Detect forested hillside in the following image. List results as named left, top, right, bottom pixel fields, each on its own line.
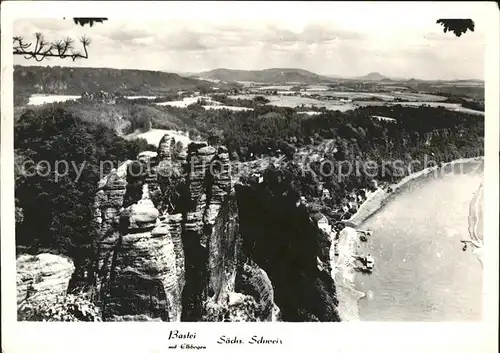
left=16, top=100, right=193, bottom=135
left=14, top=101, right=483, bottom=321
left=14, top=65, right=214, bottom=99
left=14, top=108, right=157, bottom=272
left=15, top=102, right=484, bottom=258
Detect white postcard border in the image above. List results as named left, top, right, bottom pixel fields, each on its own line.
left=1, top=2, right=498, bottom=353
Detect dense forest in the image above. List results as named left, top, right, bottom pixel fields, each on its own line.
left=14, top=107, right=157, bottom=273
left=14, top=102, right=484, bottom=296
left=159, top=103, right=484, bottom=161
left=13, top=65, right=239, bottom=106
left=441, top=93, right=485, bottom=111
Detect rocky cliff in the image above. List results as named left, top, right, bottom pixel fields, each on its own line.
left=17, top=253, right=74, bottom=306
left=87, top=132, right=340, bottom=321
left=235, top=182, right=339, bottom=321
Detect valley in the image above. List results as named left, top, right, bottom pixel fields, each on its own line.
left=21, top=69, right=484, bottom=117
left=13, top=65, right=485, bottom=323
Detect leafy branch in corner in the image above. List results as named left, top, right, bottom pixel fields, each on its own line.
left=436, top=19, right=475, bottom=37
left=72, top=18, right=108, bottom=27
left=13, top=18, right=108, bottom=61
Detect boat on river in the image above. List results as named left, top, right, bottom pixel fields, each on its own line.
left=358, top=229, right=373, bottom=242
left=354, top=254, right=375, bottom=273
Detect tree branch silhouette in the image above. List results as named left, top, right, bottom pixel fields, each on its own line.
left=13, top=17, right=107, bottom=61
left=436, top=19, right=475, bottom=37
left=13, top=33, right=92, bottom=62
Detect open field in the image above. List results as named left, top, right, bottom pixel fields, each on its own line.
left=28, top=94, right=80, bottom=106
left=266, top=96, right=354, bottom=111
left=298, top=91, right=447, bottom=101
left=125, top=96, right=158, bottom=100
left=228, top=93, right=484, bottom=115
left=254, top=85, right=295, bottom=91
left=371, top=115, right=397, bottom=122
left=229, top=94, right=354, bottom=111
left=297, top=111, right=322, bottom=116
left=354, top=101, right=484, bottom=115
left=27, top=94, right=167, bottom=105
left=202, top=105, right=252, bottom=111
left=25, top=89, right=483, bottom=116
left=231, top=89, right=448, bottom=102
left=391, top=92, right=448, bottom=101
left=155, top=96, right=221, bottom=107
left=242, top=83, right=449, bottom=102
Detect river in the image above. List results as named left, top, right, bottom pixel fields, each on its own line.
left=355, top=161, right=483, bottom=321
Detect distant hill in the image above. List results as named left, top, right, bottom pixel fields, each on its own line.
left=404, top=77, right=484, bottom=85
left=354, top=72, right=390, bottom=81
left=194, top=68, right=335, bottom=84
left=324, top=72, right=397, bottom=81
left=324, top=73, right=483, bottom=83
left=449, top=79, right=484, bottom=85
left=14, top=65, right=214, bottom=97
left=177, top=71, right=200, bottom=78
left=406, top=78, right=423, bottom=84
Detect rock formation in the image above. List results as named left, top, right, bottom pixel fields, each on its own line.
left=81, top=90, right=116, bottom=104
left=17, top=253, right=74, bottom=306
left=235, top=262, right=281, bottom=321
left=92, top=169, right=184, bottom=321
left=235, top=181, right=339, bottom=321
left=93, top=161, right=132, bottom=296
left=88, top=131, right=339, bottom=322
left=105, top=186, right=181, bottom=321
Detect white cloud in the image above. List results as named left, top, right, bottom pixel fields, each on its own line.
left=13, top=11, right=485, bottom=79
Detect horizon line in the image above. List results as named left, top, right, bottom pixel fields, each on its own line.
left=13, top=63, right=485, bottom=83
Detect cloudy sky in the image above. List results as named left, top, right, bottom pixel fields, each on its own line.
left=12, top=2, right=487, bottom=80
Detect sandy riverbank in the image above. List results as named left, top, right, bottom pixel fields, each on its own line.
left=333, top=156, right=484, bottom=321
left=466, top=181, right=484, bottom=266
left=349, top=157, right=484, bottom=227
left=332, top=226, right=366, bottom=321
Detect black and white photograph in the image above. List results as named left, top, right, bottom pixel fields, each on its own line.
left=1, top=1, right=498, bottom=352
